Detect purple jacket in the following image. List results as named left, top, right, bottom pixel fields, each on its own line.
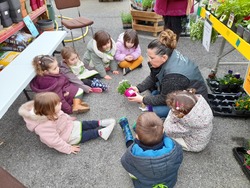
left=30, top=74, right=78, bottom=114
left=115, top=32, right=141, bottom=62
left=154, top=0, right=194, bottom=16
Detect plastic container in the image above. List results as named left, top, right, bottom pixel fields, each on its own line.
left=37, top=19, right=54, bottom=32
left=10, top=8, right=23, bottom=23
left=208, top=93, right=250, bottom=117
left=30, top=0, right=38, bottom=11
left=0, top=1, right=13, bottom=27
left=25, top=0, right=32, bottom=13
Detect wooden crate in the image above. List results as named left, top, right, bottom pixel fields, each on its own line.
left=131, top=9, right=163, bottom=37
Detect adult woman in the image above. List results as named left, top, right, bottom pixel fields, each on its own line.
left=128, top=29, right=208, bottom=118
left=154, top=0, right=194, bottom=40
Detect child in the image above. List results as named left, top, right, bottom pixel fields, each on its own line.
left=30, top=55, right=90, bottom=114
left=120, top=112, right=183, bottom=188
left=83, top=30, right=119, bottom=80
left=115, top=29, right=143, bottom=75
left=164, top=89, right=213, bottom=152
left=60, top=46, right=108, bottom=92
left=18, top=92, right=116, bottom=154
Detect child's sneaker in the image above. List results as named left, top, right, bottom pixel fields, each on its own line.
left=91, top=78, right=109, bottom=91
left=123, top=68, right=131, bottom=75
left=91, top=87, right=103, bottom=93
left=99, top=118, right=116, bottom=127
left=98, top=122, right=115, bottom=140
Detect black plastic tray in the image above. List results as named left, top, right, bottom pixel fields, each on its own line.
left=208, top=94, right=250, bottom=117
left=206, top=78, right=244, bottom=94
left=233, top=147, right=250, bottom=181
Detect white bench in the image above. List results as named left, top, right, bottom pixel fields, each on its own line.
left=0, top=31, right=67, bottom=119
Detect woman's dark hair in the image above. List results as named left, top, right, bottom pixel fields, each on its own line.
left=93, top=30, right=112, bottom=52
left=147, top=29, right=177, bottom=56
left=123, top=29, right=139, bottom=49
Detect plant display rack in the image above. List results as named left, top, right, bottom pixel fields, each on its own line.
left=0, top=5, right=47, bottom=43
left=197, top=7, right=250, bottom=75
left=130, top=9, right=163, bottom=37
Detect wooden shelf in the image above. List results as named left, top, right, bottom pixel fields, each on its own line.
left=0, top=5, right=46, bottom=43
left=198, top=7, right=250, bottom=60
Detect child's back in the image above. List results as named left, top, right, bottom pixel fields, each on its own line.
left=121, top=112, right=183, bottom=188
left=164, top=89, right=213, bottom=152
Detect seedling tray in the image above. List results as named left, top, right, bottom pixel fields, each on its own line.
left=233, top=147, right=250, bottom=181
left=208, top=94, right=250, bottom=117
left=206, top=78, right=244, bottom=94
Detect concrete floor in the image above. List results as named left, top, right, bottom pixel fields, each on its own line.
left=0, top=0, right=249, bottom=187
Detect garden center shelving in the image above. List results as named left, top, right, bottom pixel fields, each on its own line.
left=0, top=5, right=47, bottom=43
left=197, top=7, right=250, bottom=76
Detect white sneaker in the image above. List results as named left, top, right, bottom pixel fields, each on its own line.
left=99, top=118, right=116, bottom=127
left=98, top=122, right=115, bottom=140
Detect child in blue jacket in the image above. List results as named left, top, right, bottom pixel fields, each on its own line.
left=120, top=112, right=183, bottom=188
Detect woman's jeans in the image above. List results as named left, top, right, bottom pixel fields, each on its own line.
left=151, top=90, right=170, bottom=118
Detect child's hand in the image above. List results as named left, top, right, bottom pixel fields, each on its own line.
left=112, top=70, right=119, bottom=75
left=70, top=116, right=77, bottom=121
left=104, top=75, right=112, bottom=80
left=64, top=92, right=69, bottom=97
left=71, top=145, right=80, bottom=154
left=125, top=55, right=133, bottom=61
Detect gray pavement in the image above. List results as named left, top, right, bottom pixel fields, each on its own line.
left=0, top=0, right=250, bottom=187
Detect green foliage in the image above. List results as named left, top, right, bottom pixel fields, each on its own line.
left=216, top=0, right=250, bottom=26
left=121, top=12, right=132, bottom=24
left=244, top=153, right=250, bottom=166
left=235, top=95, right=250, bottom=111
left=190, top=18, right=218, bottom=43
left=217, top=70, right=244, bottom=85
left=117, top=80, right=131, bottom=95
left=142, top=0, right=154, bottom=9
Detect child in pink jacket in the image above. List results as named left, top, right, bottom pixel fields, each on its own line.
left=115, top=29, right=143, bottom=75
left=18, top=92, right=116, bottom=154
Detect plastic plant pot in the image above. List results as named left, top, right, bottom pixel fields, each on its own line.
left=124, top=88, right=136, bottom=97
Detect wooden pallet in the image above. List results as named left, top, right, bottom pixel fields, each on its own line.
left=131, top=9, right=163, bottom=37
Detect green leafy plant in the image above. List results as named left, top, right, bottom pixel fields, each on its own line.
left=218, top=70, right=244, bottom=85
left=142, top=0, right=154, bottom=10
left=121, top=12, right=132, bottom=24
left=190, top=18, right=218, bottom=43
left=235, top=95, right=250, bottom=111
left=244, top=153, right=250, bottom=166
left=117, top=80, right=131, bottom=95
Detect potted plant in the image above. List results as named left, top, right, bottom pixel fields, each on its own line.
left=216, top=70, right=244, bottom=92
left=233, top=146, right=250, bottom=180
left=142, top=0, right=154, bottom=11
left=121, top=12, right=132, bottom=29
left=190, top=18, right=218, bottom=43
left=234, top=94, right=250, bottom=113
left=117, top=80, right=136, bottom=97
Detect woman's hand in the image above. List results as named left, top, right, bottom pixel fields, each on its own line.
left=104, top=75, right=112, bottom=80
left=128, top=93, right=143, bottom=103
left=71, top=145, right=80, bottom=154
left=112, top=70, right=119, bottom=75
left=130, top=86, right=139, bottom=93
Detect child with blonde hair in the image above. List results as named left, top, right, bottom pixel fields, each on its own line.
left=83, top=30, right=119, bottom=80
left=120, top=112, right=183, bottom=188
left=18, top=92, right=116, bottom=154
left=30, top=55, right=90, bottom=114
left=115, top=29, right=143, bottom=75
left=164, top=88, right=213, bottom=152
left=60, top=46, right=108, bottom=92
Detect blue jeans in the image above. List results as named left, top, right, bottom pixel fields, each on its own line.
left=80, top=120, right=99, bottom=143
left=151, top=90, right=170, bottom=118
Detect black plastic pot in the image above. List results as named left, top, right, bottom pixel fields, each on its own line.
left=243, top=28, right=250, bottom=43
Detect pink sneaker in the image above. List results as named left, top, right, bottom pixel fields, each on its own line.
left=91, top=87, right=103, bottom=93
